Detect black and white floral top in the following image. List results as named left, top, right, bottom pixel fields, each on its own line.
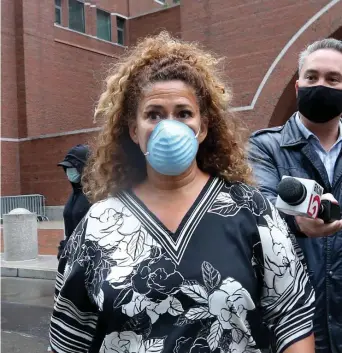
left=49, top=177, right=315, bottom=353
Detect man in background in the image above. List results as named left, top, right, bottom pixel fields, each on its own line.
left=57, top=144, right=91, bottom=259
left=249, top=38, right=342, bottom=353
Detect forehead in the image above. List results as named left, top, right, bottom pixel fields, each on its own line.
left=141, top=81, right=198, bottom=104
left=301, top=49, right=342, bottom=74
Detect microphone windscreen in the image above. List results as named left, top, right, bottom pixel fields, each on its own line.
left=277, top=177, right=307, bottom=206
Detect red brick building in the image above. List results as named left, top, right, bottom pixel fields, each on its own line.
left=1, top=0, right=341, bottom=207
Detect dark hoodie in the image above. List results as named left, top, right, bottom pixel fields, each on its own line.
left=57, top=144, right=91, bottom=259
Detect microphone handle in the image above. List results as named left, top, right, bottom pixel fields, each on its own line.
left=319, top=200, right=341, bottom=223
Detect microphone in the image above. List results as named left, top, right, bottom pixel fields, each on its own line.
left=276, top=176, right=341, bottom=223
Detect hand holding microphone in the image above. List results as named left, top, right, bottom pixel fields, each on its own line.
left=295, top=210, right=342, bottom=238
left=276, top=176, right=342, bottom=237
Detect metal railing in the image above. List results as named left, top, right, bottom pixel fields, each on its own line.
left=0, top=194, right=49, bottom=221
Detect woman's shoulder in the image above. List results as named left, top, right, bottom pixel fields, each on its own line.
left=88, top=195, right=126, bottom=213
left=83, top=195, right=130, bottom=225
left=218, top=179, right=266, bottom=202
left=216, top=178, right=271, bottom=217
left=216, top=179, right=290, bottom=238
left=220, top=179, right=259, bottom=193
left=80, top=194, right=138, bottom=243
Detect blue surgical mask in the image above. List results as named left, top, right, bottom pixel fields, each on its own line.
left=144, top=120, right=200, bottom=176
left=66, top=168, right=81, bottom=183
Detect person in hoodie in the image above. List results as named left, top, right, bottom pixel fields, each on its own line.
left=57, top=144, right=91, bottom=259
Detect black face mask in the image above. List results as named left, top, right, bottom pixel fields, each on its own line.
left=297, top=85, right=342, bottom=123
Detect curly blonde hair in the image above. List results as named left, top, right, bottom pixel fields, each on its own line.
left=83, top=32, right=252, bottom=202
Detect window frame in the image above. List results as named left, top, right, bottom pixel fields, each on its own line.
left=96, top=8, right=112, bottom=42
left=116, top=16, right=126, bottom=46
left=68, top=0, right=85, bottom=34
left=55, top=0, right=62, bottom=25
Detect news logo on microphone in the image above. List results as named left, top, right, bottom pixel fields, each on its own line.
left=276, top=176, right=323, bottom=218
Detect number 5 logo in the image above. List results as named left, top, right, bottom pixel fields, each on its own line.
left=307, top=195, right=321, bottom=218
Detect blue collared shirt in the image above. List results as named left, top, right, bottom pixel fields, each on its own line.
left=295, top=113, right=342, bottom=185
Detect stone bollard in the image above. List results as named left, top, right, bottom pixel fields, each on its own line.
left=3, top=208, right=38, bottom=261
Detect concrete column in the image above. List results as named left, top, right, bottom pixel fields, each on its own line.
left=85, top=3, right=96, bottom=36
left=62, top=0, right=69, bottom=28
left=89, top=5, right=97, bottom=37
left=3, top=208, right=38, bottom=261
left=111, top=14, right=118, bottom=44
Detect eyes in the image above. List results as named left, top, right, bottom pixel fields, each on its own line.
left=305, top=73, right=341, bottom=85
left=146, top=110, right=193, bottom=121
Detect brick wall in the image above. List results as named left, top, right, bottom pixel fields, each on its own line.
left=1, top=0, right=18, bottom=140
left=128, top=0, right=173, bottom=17
left=1, top=142, right=21, bottom=196
left=2, top=0, right=342, bottom=203
left=180, top=0, right=342, bottom=131
left=21, top=1, right=124, bottom=137
left=94, top=0, right=128, bottom=15
left=1, top=0, right=124, bottom=200
left=1, top=0, right=21, bottom=195
left=95, top=0, right=176, bottom=17
left=129, top=6, right=181, bottom=45
left=19, top=132, right=98, bottom=205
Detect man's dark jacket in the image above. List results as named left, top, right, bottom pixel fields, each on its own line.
left=57, top=144, right=91, bottom=259
left=249, top=114, right=342, bottom=353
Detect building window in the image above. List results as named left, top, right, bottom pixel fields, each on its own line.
left=117, top=17, right=125, bottom=45
left=69, top=0, right=85, bottom=33
left=154, top=0, right=166, bottom=4
left=55, top=0, right=62, bottom=24
left=97, top=9, right=111, bottom=41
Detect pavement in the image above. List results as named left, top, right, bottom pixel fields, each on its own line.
left=0, top=221, right=62, bottom=352
left=1, top=277, right=55, bottom=352
left=1, top=254, right=58, bottom=280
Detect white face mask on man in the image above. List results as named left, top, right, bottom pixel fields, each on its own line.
left=66, top=168, right=81, bottom=183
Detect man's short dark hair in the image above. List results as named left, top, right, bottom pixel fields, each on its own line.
left=298, top=38, right=342, bottom=73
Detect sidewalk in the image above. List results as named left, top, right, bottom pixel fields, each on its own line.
left=1, top=221, right=63, bottom=280
left=1, top=254, right=58, bottom=280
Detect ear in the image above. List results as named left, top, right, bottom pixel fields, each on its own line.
left=295, top=80, right=299, bottom=97
left=198, top=120, right=208, bottom=143
left=128, top=122, right=139, bottom=144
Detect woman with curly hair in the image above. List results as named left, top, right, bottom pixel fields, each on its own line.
left=49, top=32, right=315, bottom=353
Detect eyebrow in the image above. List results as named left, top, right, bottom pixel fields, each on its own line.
left=303, top=69, right=318, bottom=75
left=304, top=69, right=342, bottom=76
left=327, top=71, right=342, bottom=76
left=144, top=104, right=193, bottom=110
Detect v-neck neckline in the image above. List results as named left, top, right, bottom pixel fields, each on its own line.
left=118, top=177, right=224, bottom=265
left=128, top=176, right=214, bottom=237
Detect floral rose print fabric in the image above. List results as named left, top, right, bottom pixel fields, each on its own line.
left=50, top=178, right=314, bottom=353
